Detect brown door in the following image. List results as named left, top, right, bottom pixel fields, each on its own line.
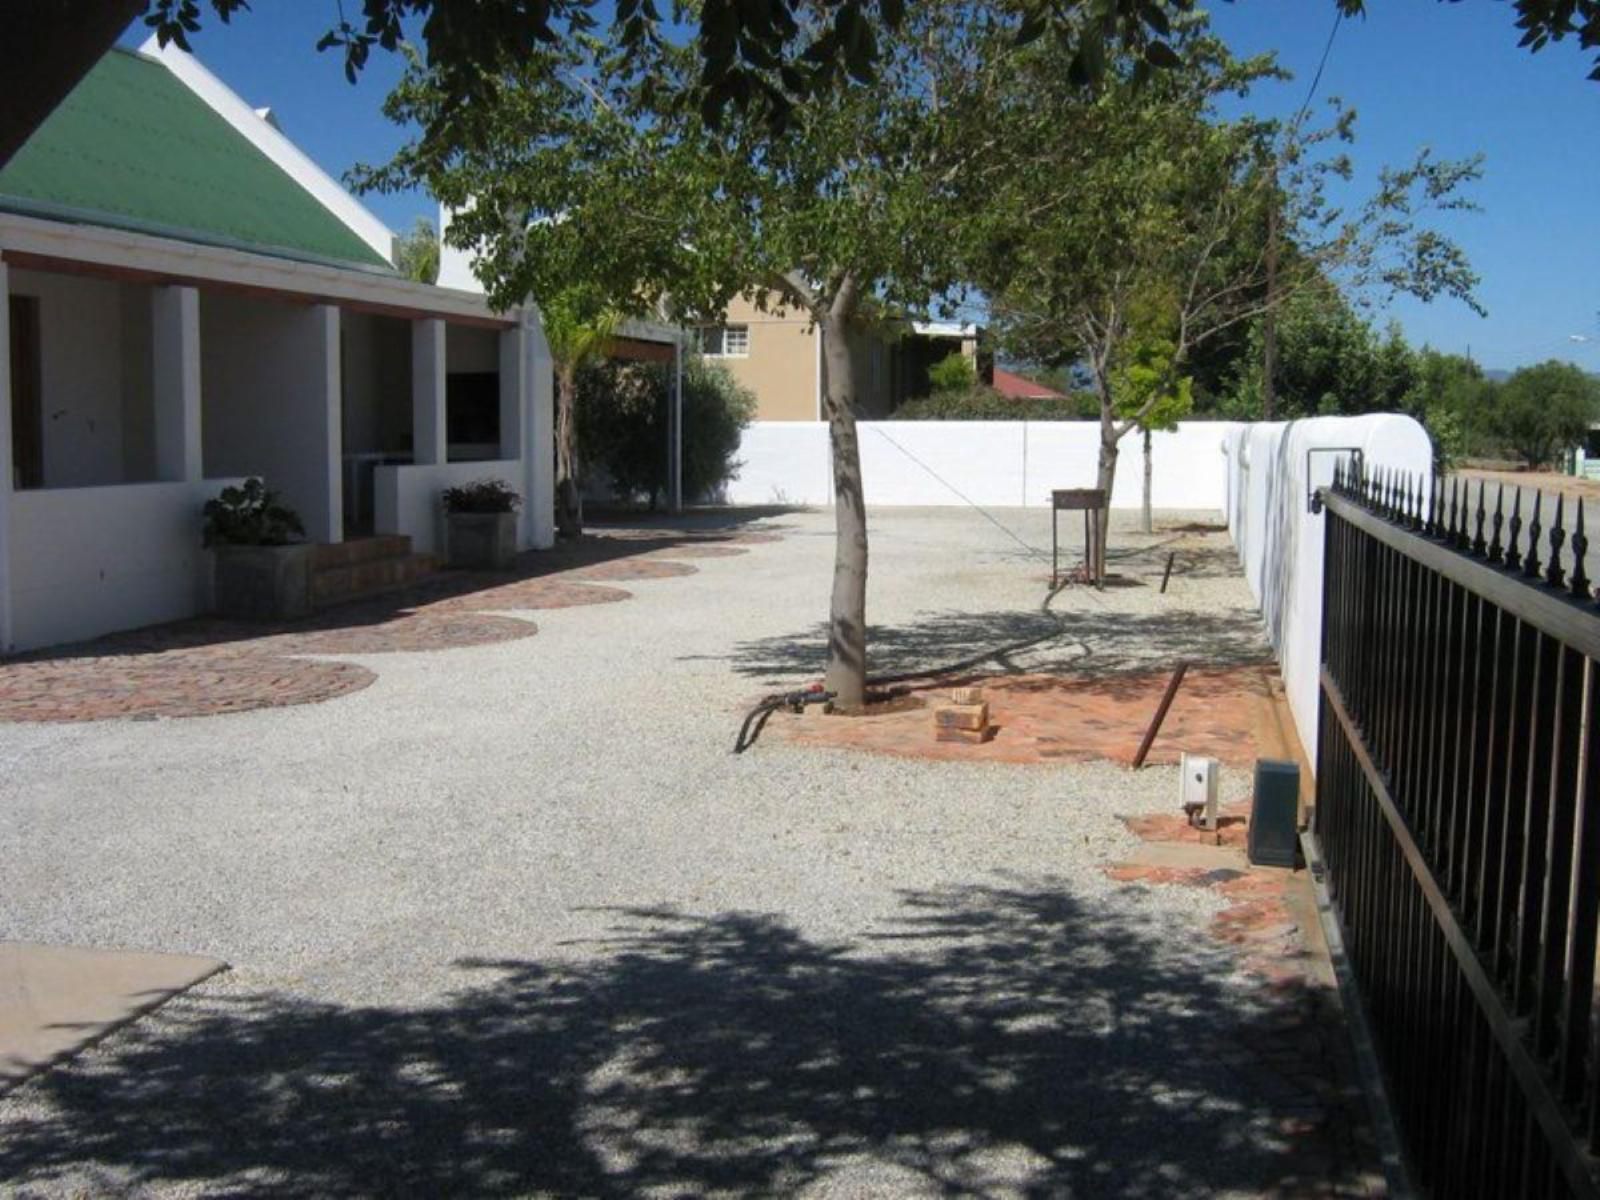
left=8, top=295, right=42, bottom=489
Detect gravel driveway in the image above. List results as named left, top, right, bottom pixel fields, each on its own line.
left=0, top=507, right=1352, bottom=1198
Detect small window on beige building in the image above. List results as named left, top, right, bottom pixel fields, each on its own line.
left=699, top=324, right=749, bottom=357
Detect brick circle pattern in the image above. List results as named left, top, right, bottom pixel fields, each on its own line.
left=0, top=654, right=376, bottom=723
left=0, top=527, right=774, bottom=723
left=273, top=612, right=541, bottom=656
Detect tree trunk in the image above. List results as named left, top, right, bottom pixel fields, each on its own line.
left=1, top=0, right=143, bottom=169
left=1094, top=374, right=1119, bottom=582
left=1141, top=426, right=1153, bottom=534
left=554, top=367, right=581, bottom=538
left=820, top=304, right=869, bottom=710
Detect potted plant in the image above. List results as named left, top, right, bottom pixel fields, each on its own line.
left=442, top=478, right=521, bottom=570
left=203, top=477, right=313, bottom=620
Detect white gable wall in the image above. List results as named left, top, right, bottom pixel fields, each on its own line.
left=436, top=205, right=484, bottom=294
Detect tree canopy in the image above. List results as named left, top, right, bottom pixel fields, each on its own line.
left=392, top=215, right=440, bottom=283
left=1493, top=360, right=1600, bottom=467
left=9, top=0, right=1598, bottom=170
left=357, top=0, right=1017, bottom=704
left=974, top=13, right=1479, bottom=518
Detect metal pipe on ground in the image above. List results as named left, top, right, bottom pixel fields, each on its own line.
left=1131, top=661, right=1189, bottom=770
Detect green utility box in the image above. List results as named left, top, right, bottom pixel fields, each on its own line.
left=1248, top=758, right=1301, bottom=869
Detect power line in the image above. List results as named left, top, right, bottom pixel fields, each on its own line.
left=1293, top=9, right=1344, bottom=132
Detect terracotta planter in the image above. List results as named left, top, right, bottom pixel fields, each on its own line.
left=212, top=543, right=314, bottom=620
left=447, top=511, right=517, bottom=570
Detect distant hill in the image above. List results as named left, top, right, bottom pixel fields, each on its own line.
left=1479, top=367, right=1600, bottom=382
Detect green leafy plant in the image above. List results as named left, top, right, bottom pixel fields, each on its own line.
left=202, top=478, right=306, bottom=547
left=577, top=358, right=756, bottom=507
left=1492, top=361, right=1600, bottom=468
left=927, top=352, right=977, bottom=394
left=441, top=478, right=522, bottom=514
left=541, top=290, right=626, bottom=538
left=393, top=215, right=440, bottom=284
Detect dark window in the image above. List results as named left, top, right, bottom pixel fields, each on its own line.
left=446, top=371, right=500, bottom=448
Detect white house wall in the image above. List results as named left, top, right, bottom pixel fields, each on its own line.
left=446, top=323, right=499, bottom=373
left=10, top=268, right=132, bottom=488
left=341, top=310, right=411, bottom=456
left=723, top=420, right=1242, bottom=510
left=119, top=284, right=157, bottom=481
left=201, top=290, right=342, bottom=541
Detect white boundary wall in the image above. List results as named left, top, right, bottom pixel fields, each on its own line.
left=726, top=412, right=1434, bottom=772
left=724, top=420, right=1242, bottom=509
left=1223, top=414, right=1434, bottom=766
left=7, top=478, right=242, bottom=652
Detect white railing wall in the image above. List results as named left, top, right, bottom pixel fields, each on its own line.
left=1223, top=414, right=1434, bottom=764
left=5, top=478, right=242, bottom=653
left=374, top=459, right=527, bottom=557
left=724, top=420, right=1243, bottom=509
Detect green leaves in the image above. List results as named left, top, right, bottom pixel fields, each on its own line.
left=1494, top=360, right=1600, bottom=468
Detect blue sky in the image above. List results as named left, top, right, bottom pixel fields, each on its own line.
left=121, top=2, right=1599, bottom=371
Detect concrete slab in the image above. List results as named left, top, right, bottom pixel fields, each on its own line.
left=1122, top=839, right=1250, bottom=871
left=0, top=942, right=225, bottom=1090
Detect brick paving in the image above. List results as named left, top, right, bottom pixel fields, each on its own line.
left=0, top=654, right=376, bottom=723
left=1105, top=834, right=1384, bottom=1196
left=779, top=663, right=1278, bottom=767
left=0, top=526, right=768, bottom=723
left=1104, top=717, right=1383, bottom=1195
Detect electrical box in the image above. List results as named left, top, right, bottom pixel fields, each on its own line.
left=1248, top=758, right=1301, bottom=868
left=1180, top=753, right=1219, bottom=831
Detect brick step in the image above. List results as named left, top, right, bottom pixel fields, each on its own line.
left=311, top=553, right=439, bottom=609
left=311, top=535, right=413, bottom=571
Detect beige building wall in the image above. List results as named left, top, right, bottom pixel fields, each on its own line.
left=700, top=292, right=912, bottom=421
left=703, top=294, right=819, bottom=422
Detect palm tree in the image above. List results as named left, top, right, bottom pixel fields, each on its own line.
left=542, top=290, right=624, bottom=537
left=393, top=216, right=440, bottom=284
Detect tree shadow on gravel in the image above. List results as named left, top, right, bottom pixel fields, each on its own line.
left=0, top=880, right=1370, bottom=1198
left=717, top=607, right=1273, bottom=687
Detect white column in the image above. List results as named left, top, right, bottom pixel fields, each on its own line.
left=524, top=310, right=555, bottom=549
left=498, top=323, right=529, bottom=545
left=0, top=259, right=13, bottom=652
left=411, top=317, right=447, bottom=466
left=498, top=324, right=525, bottom=461
left=669, top=337, right=684, bottom=513
left=152, top=285, right=202, bottom=482
left=303, top=303, right=342, bottom=543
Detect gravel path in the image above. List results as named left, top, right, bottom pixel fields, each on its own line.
left=0, top=507, right=1337, bottom=1198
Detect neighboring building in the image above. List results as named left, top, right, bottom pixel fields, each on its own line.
left=695, top=292, right=984, bottom=421
left=0, top=41, right=556, bottom=653
left=992, top=367, right=1069, bottom=401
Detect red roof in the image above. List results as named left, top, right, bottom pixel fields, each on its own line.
left=992, top=368, right=1067, bottom=400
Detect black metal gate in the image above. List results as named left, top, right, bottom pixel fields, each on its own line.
left=1316, top=464, right=1600, bottom=1198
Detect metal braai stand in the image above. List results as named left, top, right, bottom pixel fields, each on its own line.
left=1050, top=488, right=1107, bottom=589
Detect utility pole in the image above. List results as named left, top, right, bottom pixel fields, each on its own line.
left=1262, top=163, right=1279, bottom=422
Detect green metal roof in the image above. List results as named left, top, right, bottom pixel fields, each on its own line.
left=0, top=48, right=392, bottom=270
